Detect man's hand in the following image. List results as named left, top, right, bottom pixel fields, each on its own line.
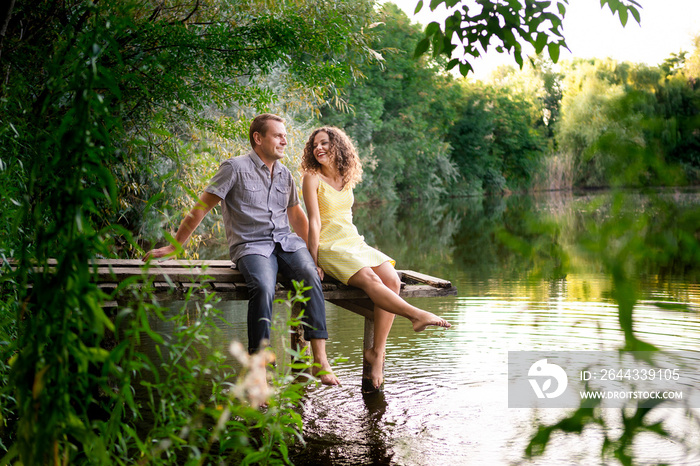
left=142, top=191, right=222, bottom=263
left=143, top=244, right=177, bottom=262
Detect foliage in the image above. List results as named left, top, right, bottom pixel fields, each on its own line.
left=0, top=0, right=377, bottom=463
left=319, top=3, right=460, bottom=201
left=1, top=0, right=379, bottom=256
left=514, top=190, right=700, bottom=465
left=413, top=0, right=642, bottom=76
left=555, top=59, right=631, bottom=186
left=447, top=82, right=548, bottom=193
left=111, top=280, right=316, bottom=465
left=554, top=57, right=700, bottom=188
left=682, top=35, right=700, bottom=79
left=1, top=264, right=317, bottom=465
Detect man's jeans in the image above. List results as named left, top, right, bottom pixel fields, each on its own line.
left=237, top=245, right=328, bottom=353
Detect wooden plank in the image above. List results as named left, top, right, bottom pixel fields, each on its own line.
left=14, top=259, right=457, bottom=303
left=95, top=259, right=233, bottom=269
left=398, top=269, right=452, bottom=288
left=211, top=282, right=237, bottom=292
left=15, top=258, right=230, bottom=267
left=399, top=284, right=458, bottom=298
left=328, top=298, right=375, bottom=319
left=94, top=266, right=243, bottom=283
left=131, top=259, right=234, bottom=268
left=122, top=282, right=454, bottom=300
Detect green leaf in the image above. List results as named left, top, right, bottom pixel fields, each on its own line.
left=557, top=2, right=566, bottom=16
left=514, top=50, right=524, bottom=68
left=548, top=42, right=560, bottom=62
left=140, top=309, right=165, bottom=344
left=618, top=8, right=628, bottom=27
left=534, top=32, right=548, bottom=54
left=425, top=21, right=441, bottom=36
left=415, top=0, right=424, bottom=14
left=502, top=28, right=517, bottom=49
left=432, top=30, right=445, bottom=56
left=459, top=61, right=473, bottom=76
left=430, top=0, right=445, bottom=11
left=630, top=7, right=641, bottom=24
left=143, top=192, right=164, bottom=215
left=414, top=37, right=431, bottom=58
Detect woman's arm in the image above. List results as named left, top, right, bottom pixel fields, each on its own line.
left=301, top=173, right=324, bottom=280
left=287, top=204, right=309, bottom=244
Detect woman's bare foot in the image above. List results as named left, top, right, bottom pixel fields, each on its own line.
left=312, top=363, right=340, bottom=386
left=364, top=348, right=385, bottom=389
left=411, top=311, right=451, bottom=332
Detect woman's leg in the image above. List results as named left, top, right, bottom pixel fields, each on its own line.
left=347, top=265, right=451, bottom=332
left=364, top=262, right=398, bottom=388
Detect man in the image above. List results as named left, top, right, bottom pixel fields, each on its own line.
left=143, top=113, right=340, bottom=385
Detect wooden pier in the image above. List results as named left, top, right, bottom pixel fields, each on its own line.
left=47, top=259, right=458, bottom=393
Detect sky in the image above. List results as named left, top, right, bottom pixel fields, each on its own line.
left=388, top=0, right=700, bottom=79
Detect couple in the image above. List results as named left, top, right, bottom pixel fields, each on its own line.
left=144, top=114, right=450, bottom=388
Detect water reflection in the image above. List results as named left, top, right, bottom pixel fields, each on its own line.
left=190, top=191, right=700, bottom=465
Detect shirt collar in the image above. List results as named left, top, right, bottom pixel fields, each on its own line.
left=248, top=149, right=283, bottom=175
left=248, top=149, right=265, bottom=169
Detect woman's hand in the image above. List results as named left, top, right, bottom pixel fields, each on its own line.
left=315, top=265, right=324, bottom=281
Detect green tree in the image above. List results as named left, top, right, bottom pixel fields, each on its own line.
left=555, top=59, right=630, bottom=186
left=554, top=56, right=698, bottom=188
left=682, top=35, right=700, bottom=79
left=320, top=3, right=460, bottom=201
left=0, top=0, right=378, bottom=463
left=448, top=82, right=548, bottom=193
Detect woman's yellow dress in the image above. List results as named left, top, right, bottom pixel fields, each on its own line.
left=316, top=178, right=395, bottom=285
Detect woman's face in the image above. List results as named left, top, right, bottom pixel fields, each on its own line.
left=312, top=131, right=332, bottom=168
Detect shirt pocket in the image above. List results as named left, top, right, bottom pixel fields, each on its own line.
left=274, top=184, right=291, bottom=208
left=242, top=182, right=265, bottom=205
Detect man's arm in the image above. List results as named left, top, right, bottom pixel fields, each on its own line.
left=288, top=203, right=309, bottom=244
left=143, top=191, right=222, bottom=261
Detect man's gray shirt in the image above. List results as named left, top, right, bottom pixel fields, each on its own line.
left=204, top=150, right=306, bottom=264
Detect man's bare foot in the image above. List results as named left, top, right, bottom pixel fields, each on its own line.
left=364, top=348, right=385, bottom=389
left=312, top=363, right=340, bottom=386
left=309, top=339, right=340, bottom=385
left=411, top=311, right=451, bottom=332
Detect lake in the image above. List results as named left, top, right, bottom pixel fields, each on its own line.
left=170, top=190, right=700, bottom=465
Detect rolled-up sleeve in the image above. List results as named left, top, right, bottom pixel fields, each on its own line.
left=205, top=162, right=234, bottom=199
left=287, top=177, right=300, bottom=208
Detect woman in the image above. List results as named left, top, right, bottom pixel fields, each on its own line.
left=301, top=127, right=451, bottom=389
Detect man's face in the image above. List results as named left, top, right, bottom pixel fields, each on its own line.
left=254, top=120, right=287, bottom=162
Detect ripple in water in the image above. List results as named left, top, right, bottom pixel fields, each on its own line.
left=290, top=280, right=700, bottom=465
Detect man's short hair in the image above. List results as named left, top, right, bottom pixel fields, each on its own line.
left=249, top=114, right=285, bottom=148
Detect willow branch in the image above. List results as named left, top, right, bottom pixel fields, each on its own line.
left=181, top=0, right=200, bottom=23
left=0, top=0, right=16, bottom=61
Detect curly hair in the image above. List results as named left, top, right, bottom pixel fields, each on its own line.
left=301, top=127, right=363, bottom=189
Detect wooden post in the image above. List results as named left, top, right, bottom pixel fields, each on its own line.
left=290, top=301, right=309, bottom=360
